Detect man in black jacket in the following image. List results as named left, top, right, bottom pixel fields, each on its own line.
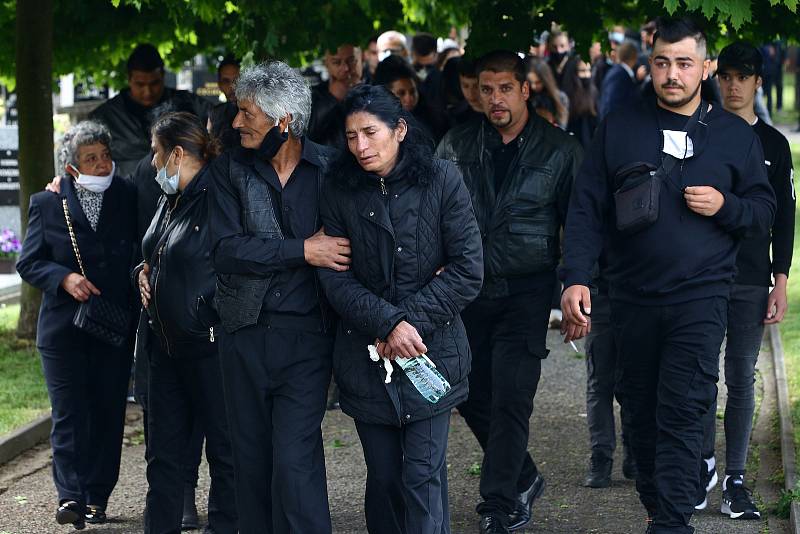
left=208, top=61, right=349, bottom=534
left=307, top=44, right=362, bottom=149
left=436, top=50, right=582, bottom=534
left=90, top=44, right=210, bottom=176
left=697, top=41, right=796, bottom=520
left=560, top=18, right=776, bottom=534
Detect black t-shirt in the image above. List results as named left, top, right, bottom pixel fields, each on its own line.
left=492, top=133, right=521, bottom=191
left=735, top=119, right=795, bottom=285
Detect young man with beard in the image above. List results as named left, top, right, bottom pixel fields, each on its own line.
left=696, top=41, right=795, bottom=520
left=436, top=50, right=582, bottom=534
left=560, top=18, right=776, bottom=534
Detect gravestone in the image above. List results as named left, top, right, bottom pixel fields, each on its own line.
left=0, top=126, right=20, bottom=238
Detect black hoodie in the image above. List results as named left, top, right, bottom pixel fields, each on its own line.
left=561, top=97, right=776, bottom=305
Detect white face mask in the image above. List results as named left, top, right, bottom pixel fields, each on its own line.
left=70, top=162, right=115, bottom=193
left=155, top=151, right=181, bottom=195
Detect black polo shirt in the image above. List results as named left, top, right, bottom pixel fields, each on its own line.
left=256, top=141, right=321, bottom=316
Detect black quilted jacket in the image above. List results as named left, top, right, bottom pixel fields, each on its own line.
left=319, top=147, right=483, bottom=426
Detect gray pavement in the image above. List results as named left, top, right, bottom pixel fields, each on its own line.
left=0, top=330, right=788, bottom=533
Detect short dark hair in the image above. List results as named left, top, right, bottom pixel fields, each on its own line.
left=412, top=33, right=437, bottom=57
left=457, top=57, right=477, bottom=78
left=476, top=50, right=526, bottom=85
left=127, top=43, right=164, bottom=74
left=217, top=56, right=240, bottom=78
left=653, top=17, right=707, bottom=57
left=373, top=55, right=419, bottom=87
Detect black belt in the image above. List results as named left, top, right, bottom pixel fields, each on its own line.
left=256, top=312, right=325, bottom=333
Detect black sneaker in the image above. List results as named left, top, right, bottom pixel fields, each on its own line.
left=694, top=456, right=717, bottom=510
left=85, top=505, right=107, bottom=524
left=56, top=500, right=86, bottom=530
left=583, top=456, right=612, bottom=488
left=721, top=476, right=761, bottom=520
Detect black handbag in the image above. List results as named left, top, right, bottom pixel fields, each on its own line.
left=613, top=101, right=708, bottom=235
left=62, top=198, right=131, bottom=347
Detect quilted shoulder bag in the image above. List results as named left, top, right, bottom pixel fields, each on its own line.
left=62, top=198, right=131, bottom=347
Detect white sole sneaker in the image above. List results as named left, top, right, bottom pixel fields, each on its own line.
left=694, top=470, right=718, bottom=510
left=721, top=500, right=761, bottom=520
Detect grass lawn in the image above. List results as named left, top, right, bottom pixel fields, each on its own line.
left=0, top=304, right=49, bottom=436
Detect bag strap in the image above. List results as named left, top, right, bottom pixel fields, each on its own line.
left=61, top=198, right=87, bottom=278
left=656, top=100, right=709, bottom=186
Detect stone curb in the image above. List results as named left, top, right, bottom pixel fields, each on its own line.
left=768, top=324, right=800, bottom=534
left=0, top=412, right=50, bottom=467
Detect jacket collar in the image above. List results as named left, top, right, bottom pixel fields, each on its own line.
left=232, top=136, right=327, bottom=169
left=60, top=175, right=125, bottom=239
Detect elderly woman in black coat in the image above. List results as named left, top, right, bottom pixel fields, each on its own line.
left=319, top=84, right=483, bottom=534
left=17, top=120, right=137, bottom=529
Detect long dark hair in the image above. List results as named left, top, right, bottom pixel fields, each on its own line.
left=150, top=112, right=221, bottom=162
left=525, top=56, right=567, bottom=125
left=561, top=56, right=597, bottom=118
left=331, top=84, right=434, bottom=188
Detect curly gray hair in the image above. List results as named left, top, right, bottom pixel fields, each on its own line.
left=234, top=61, right=311, bottom=138
left=58, top=120, right=112, bottom=169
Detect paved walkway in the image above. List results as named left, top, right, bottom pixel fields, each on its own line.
left=0, top=330, right=789, bottom=533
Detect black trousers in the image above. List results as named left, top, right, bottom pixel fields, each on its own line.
left=40, top=335, right=132, bottom=510
left=458, top=275, right=554, bottom=520
left=355, top=411, right=451, bottom=534
left=585, top=293, right=633, bottom=461
left=144, top=344, right=237, bottom=534
left=220, top=323, right=333, bottom=534
left=613, top=297, right=726, bottom=534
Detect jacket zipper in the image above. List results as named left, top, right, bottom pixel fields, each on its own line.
left=379, top=177, right=387, bottom=195
left=153, top=196, right=180, bottom=357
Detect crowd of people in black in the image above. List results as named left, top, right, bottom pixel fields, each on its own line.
left=12, top=14, right=796, bottom=534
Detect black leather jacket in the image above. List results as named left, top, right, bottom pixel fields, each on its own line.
left=435, top=112, right=583, bottom=298
left=90, top=88, right=212, bottom=177
left=209, top=141, right=337, bottom=333
left=140, top=165, right=217, bottom=358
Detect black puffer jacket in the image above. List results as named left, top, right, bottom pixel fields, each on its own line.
left=319, top=147, right=483, bottom=426
left=139, top=165, right=218, bottom=358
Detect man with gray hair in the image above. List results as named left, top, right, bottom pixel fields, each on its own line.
left=209, top=60, right=350, bottom=533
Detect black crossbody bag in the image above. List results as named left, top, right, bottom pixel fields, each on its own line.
left=613, top=101, right=708, bottom=235
left=62, top=198, right=131, bottom=347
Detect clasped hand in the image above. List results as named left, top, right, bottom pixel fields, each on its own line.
left=375, top=321, right=427, bottom=360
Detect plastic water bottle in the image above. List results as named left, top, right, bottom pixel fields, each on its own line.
left=396, top=355, right=451, bottom=403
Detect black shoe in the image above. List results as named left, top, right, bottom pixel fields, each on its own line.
left=182, top=486, right=200, bottom=530
left=508, top=473, right=545, bottom=531
left=584, top=456, right=612, bottom=488
left=56, top=501, right=86, bottom=530
left=479, top=515, right=510, bottom=534
left=695, top=456, right=717, bottom=510
left=644, top=516, right=654, bottom=533
left=85, top=505, right=107, bottom=524
left=721, top=475, right=761, bottom=520
left=622, top=446, right=638, bottom=480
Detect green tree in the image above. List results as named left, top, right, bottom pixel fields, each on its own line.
left=4, top=0, right=800, bottom=338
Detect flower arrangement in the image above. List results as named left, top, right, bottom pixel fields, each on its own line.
left=0, top=229, right=21, bottom=259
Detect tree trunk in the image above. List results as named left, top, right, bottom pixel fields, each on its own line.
left=15, top=0, right=53, bottom=339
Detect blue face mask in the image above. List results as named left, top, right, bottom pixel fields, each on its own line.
left=155, top=150, right=180, bottom=195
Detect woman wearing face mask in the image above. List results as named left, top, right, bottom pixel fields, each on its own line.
left=135, top=112, right=238, bottom=534
left=17, top=121, right=138, bottom=530
left=561, top=56, right=599, bottom=149
left=319, top=84, right=483, bottom=534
